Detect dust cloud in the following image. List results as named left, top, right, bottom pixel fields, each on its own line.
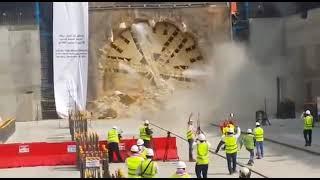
left=135, top=41, right=268, bottom=135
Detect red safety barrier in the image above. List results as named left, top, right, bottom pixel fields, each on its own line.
left=0, top=137, right=179, bottom=169
left=0, top=142, right=77, bottom=169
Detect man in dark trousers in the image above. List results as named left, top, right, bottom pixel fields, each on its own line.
left=215, top=126, right=241, bottom=175
left=304, top=110, right=314, bottom=146
left=194, top=133, right=210, bottom=178
left=107, top=126, right=123, bottom=163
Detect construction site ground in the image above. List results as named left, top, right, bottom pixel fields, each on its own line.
left=1, top=118, right=320, bottom=178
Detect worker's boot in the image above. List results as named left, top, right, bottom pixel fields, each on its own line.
left=247, top=160, right=253, bottom=166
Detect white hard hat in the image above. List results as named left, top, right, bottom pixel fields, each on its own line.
left=240, top=167, right=250, bottom=176
left=176, top=161, right=187, bottom=169
left=144, top=120, right=150, bottom=124
left=256, top=122, right=260, bottom=126
left=247, top=129, right=252, bottom=133
left=146, top=148, right=154, bottom=156
left=137, top=139, right=144, bottom=146
left=306, top=110, right=311, bottom=115
left=198, top=133, right=206, bottom=141
left=130, top=145, right=139, bottom=153
left=189, top=119, right=193, bottom=122
left=112, top=126, right=117, bottom=130
left=230, top=113, right=234, bottom=117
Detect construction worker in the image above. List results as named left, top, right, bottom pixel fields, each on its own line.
left=240, top=129, right=256, bottom=166
left=141, top=148, right=158, bottom=178
left=215, top=126, right=241, bottom=175
left=140, top=120, right=153, bottom=148
left=304, top=110, right=314, bottom=146
left=239, top=167, right=251, bottom=178
left=195, top=133, right=210, bottom=178
left=253, top=122, right=264, bottom=159
left=137, top=139, right=147, bottom=159
left=125, top=145, right=144, bottom=178
left=170, top=161, right=191, bottom=178
left=187, top=118, right=196, bottom=162
left=107, top=126, right=123, bottom=163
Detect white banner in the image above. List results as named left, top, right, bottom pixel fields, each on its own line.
left=53, top=2, right=88, bottom=118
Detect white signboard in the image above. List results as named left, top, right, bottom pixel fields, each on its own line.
left=19, top=145, right=30, bottom=153
left=67, top=145, right=76, bottom=153
left=85, top=159, right=100, bottom=168
left=53, top=2, right=88, bottom=118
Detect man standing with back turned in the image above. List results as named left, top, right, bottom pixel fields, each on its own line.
left=254, top=122, right=264, bottom=159
left=304, top=110, right=314, bottom=146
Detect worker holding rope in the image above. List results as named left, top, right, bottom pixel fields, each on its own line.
left=139, top=120, right=153, bottom=148
left=186, top=113, right=196, bottom=162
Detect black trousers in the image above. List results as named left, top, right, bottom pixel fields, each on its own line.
left=195, top=164, right=208, bottom=178
left=144, top=139, right=151, bottom=148
left=226, top=152, right=237, bottom=174
left=108, top=142, right=123, bottom=163
left=188, top=139, right=194, bottom=160
left=303, top=129, right=312, bottom=145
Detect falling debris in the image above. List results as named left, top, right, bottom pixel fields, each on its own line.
left=91, top=21, right=205, bottom=119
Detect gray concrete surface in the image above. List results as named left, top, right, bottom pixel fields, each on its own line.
left=263, top=118, right=320, bottom=153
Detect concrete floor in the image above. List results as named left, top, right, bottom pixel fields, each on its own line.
left=1, top=118, right=320, bottom=178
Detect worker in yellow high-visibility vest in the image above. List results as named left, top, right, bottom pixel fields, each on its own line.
left=141, top=148, right=158, bottom=178
left=303, top=110, right=314, bottom=146
left=187, top=118, right=196, bottom=162
left=137, top=139, right=147, bottom=160
left=139, top=120, right=153, bottom=148
left=253, top=122, right=264, bottom=159
left=194, top=133, right=210, bottom=178
left=125, top=145, right=145, bottom=178
left=170, top=161, right=191, bottom=178
left=107, top=126, right=123, bottom=163
left=215, top=126, right=241, bottom=175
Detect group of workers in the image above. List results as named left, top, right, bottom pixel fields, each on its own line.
left=185, top=113, right=257, bottom=178
left=106, top=114, right=260, bottom=178
left=107, top=119, right=194, bottom=178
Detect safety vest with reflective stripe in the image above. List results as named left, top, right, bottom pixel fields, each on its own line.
left=225, top=135, right=238, bottom=154
left=170, top=173, right=192, bottom=178
left=187, top=127, right=194, bottom=140
left=254, top=127, right=264, bottom=142
left=243, top=134, right=255, bottom=150
left=304, top=116, right=313, bottom=130
left=107, top=129, right=119, bottom=143
left=140, top=126, right=151, bottom=141
left=141, top=159, right=157, bottom=178
left=196, top=142, right=209, bottom=165
left=126, top=156, right=144, bottom=178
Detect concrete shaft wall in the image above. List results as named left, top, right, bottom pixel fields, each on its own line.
left=285, top=8, right=320, bottom=99
left=0, top=25, right=41, bottom=121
